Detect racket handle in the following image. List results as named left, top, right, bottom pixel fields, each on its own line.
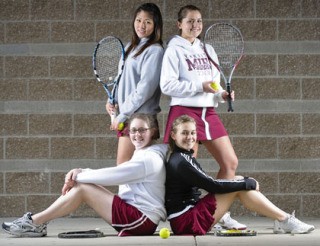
left=226, top=84, right=234, bottom=112
left=110, top=112, right=116, bottom=125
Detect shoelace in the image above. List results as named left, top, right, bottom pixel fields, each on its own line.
left=288, top=211, right=308, bottom=227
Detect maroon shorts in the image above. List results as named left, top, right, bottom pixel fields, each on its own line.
left=163, top=106, right=228, bottom=143
left=169, top=194, right=217, bottom=235
left=112, top=195, right=157, bottom=236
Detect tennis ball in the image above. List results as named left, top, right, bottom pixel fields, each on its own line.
left=118, top=122, right=124, bottom=131
left=210, top=82, right=219, bottom=90
left=159, top=228, right=170, bottom=239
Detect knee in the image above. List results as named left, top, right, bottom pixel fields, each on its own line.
left=221, top=156, right=238, bottom=171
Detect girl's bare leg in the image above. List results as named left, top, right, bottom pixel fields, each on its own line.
left=32, top=183, right=114, bottom=225
left=213, top=190, right=287, bottom=225
left=202, top=136, right=238, bottom=179
left=117, top=136, right=135, bottom=165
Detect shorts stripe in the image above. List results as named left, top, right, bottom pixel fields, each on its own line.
left=112, top=195, right=157, bottom=236
left=116, top=215, right=149, bottom=237
left=201, top=108, right=212, bottom=140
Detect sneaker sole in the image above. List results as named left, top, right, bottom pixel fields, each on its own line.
left=2, top=228, right=47, bottom=237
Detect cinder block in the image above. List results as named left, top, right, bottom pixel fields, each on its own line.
left=0, top=173, right=3, bottom=193
left=27, top=195, right=60, bottom=213
left=256, top=78, right=300, bottom=99
left=50, top=56, right=92, bottom=78
left=29, top=114, right=72, bottom=135
left=234, top=20, right=277, bottom=41
left=302, top=195, right=320, bottom=217
left=74, top=114, right=111, bottom=135
left=96, top=21, right=132, bottom=43
left=0, top=196, right=25, bottom=217
left=52, top=22, right=94, bottom=42
left=210, top=0, right=254, bottom=19
left=96, top=137, right=119, bottom=159
left=75, top=0, right=119, bottom=20
left=0, top=79, right=28, bottom=100
left=31, top=0, right=74, bottom=20
left=0, top=0, right=29, bottom=20
left=6, top=138, right=49, bottom=159
left=231, top=78, right=254, bottom=100
left=220, top=113, right=255, bottom=135
left=279, top=20, right=320, bottom=41
left=74, top=78, right=106, bottom=101
left=233, top=137, right=277, bottom=159
left=5, top=56, right=49, bottom=78
left=256, top=114, right=300, bottom=135
left=6, top=22, right=49, bottom=43
left=256, top=0, right=300, bottom=18
left=51, top=137, right=95, bottom=159
left=0, top=114, right=27, bottom=136
left=279, top=55, right=320, bottom=76
left=29, top=79, right=73, bottom=100
left=6, top=172, right=50, bottom=194
left=302, top=114, right=320, bottom=134
left=279, top=137, right=320, bottom=159
left=237, top=55, right=277, bottom=76
left=279, top=172, right=320, bottom=194
left=302, top=78, right=320, bottom=100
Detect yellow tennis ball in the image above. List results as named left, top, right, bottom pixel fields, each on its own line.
left=159, top=228, right=170, bottom=239
left=118, top=122, right=124, bottom=131
left=210, top=82, right=219, bottom=90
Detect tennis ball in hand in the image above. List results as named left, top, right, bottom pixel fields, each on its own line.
left=210, top=82, right=219, bottom=90
left=159, top=228, right=170, bottom=239
left=118, top=122, right=124, bottom=131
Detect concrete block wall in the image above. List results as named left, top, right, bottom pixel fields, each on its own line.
left=0, top=0, right=319, bottom=217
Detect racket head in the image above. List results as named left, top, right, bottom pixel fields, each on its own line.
left=58, top=229, right=105, bottom=239
left=92, top=36, right=125, bottom=104
left=204, top=23, right=244, bottom=72
left=216, top=229, right=257, bottom=237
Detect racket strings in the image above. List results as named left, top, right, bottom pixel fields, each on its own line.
left=95, top=38, right=123, bottom=86
left=205, top=24, right=244, bottom=69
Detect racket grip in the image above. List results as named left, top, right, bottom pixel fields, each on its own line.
left=110, top=112, right=116, bottom=125
left=226, top=84, right=234, bottom=112
left=227, top=97, right=233, bottom=112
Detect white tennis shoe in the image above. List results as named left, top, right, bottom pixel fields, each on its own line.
left=273, top=211, right=315, bottom=234
left=2, top=212, right=47, bottom=237
left=218, top=212, right=247, bottom=230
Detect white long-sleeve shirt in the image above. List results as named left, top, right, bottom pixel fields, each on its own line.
left=76, top=144, right=168, bottom=224
left=160, top=35, right=225, bottom=108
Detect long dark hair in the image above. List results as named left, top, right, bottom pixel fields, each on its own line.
left=126, top=2, right=163, bottom=58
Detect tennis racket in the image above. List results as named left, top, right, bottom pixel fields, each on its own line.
left=203, top=23, right=244, bottom=112
left=216, top=229, right=257, bottom=237
left=92, top=36, right=125, bottom=125
left=58, top=229, right=105, bottom=239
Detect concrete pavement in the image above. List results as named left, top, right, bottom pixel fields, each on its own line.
left=1, top=216, right=319, bottom=245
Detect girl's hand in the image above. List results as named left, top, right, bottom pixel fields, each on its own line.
left=110, top=118, right=120, bottom=131
left=105, top=101, right=115, bottom=116
left=202, top=81, right=219, bottom=93
left=61, top=168, right=82, bottom=195
left=105, top=102, right=118, bottom=130
left=222, top=90, right=235, bottom=101
left=248, top=177, right=260, bottom=191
